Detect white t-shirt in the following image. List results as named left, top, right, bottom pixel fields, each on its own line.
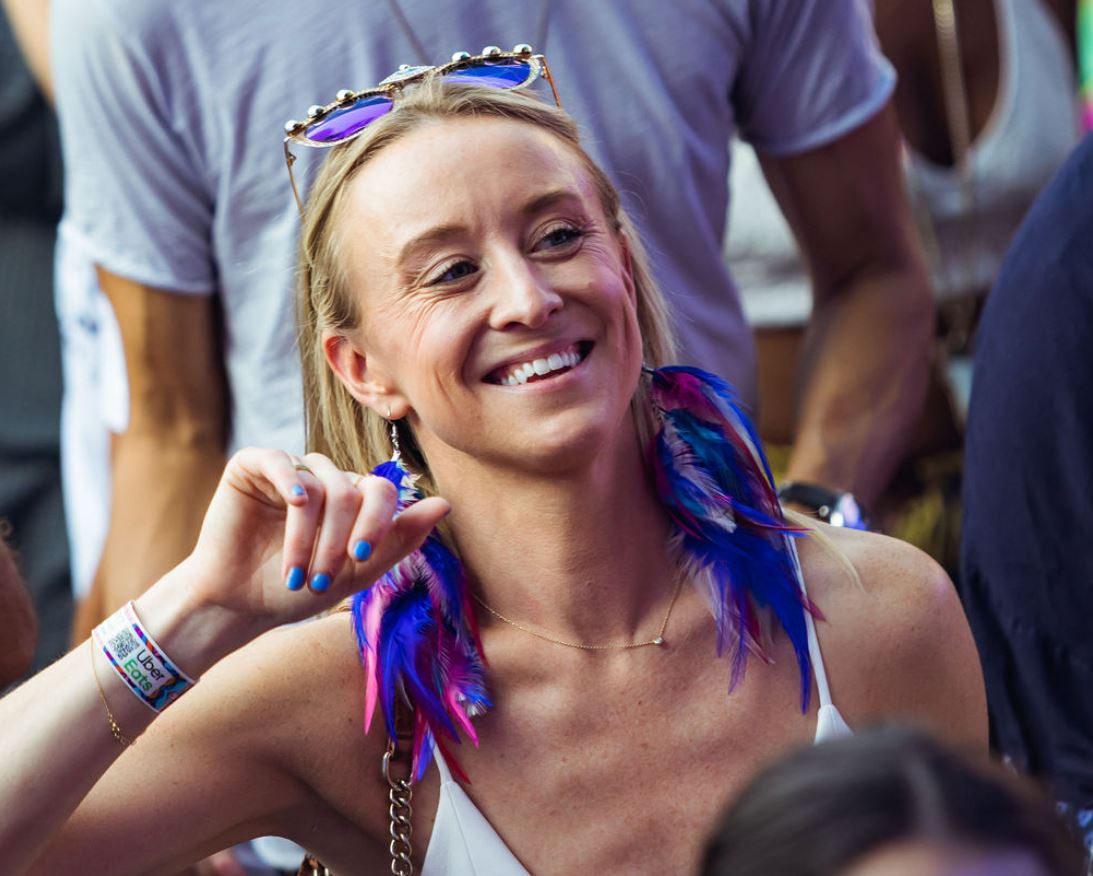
left=52, top=0, right=894, bottom=452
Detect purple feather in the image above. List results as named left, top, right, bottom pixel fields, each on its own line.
left=647, top=365, right=816, bottom=710
left=350, top=456, right=490, bottom=782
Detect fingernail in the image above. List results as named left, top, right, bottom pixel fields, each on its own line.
left=285, top=567, right=306, bottom=591
left=292, top=484, right=306, bottom=497
left=353, top=540, right=372, bottom=561
left=310, top=573, right=331, bottom=593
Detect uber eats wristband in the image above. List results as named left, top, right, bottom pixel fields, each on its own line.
left=777, top=481, right=868, bottom=530
left=92, top=601, right=196, bottom=712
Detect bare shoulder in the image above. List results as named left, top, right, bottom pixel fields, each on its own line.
left=184, top=612, right=393, bottom=851
left=212, top=609, right=387, bottom=774
left=146, top=610, right=376, bottom=781
left=796, top=526, right=987, bottom=752
left=219, top=610, right=364, bottom=718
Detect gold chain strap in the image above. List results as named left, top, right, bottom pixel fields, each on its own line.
left=383, top=740, right=414, bottom=875
left=931, top=0, right=974, bottom=185
left=919, top=0, right=984, bottom=360
left=297, top=855, right=333, bottom=876
left=296, top=728, right=414, bottom=876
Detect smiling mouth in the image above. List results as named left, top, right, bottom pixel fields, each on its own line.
left=486, top=341, right=593, bottom=386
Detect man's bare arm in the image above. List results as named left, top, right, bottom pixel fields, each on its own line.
left=77, top=269, right=228, bottom=637
left=760, top=104, right=934, bottom=509
left=2, top=0, right=51, bottom=101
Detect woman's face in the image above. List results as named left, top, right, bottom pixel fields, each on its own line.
left=335, top=115, right=644, bottom=477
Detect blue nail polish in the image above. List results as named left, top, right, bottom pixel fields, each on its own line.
left=285, top=567, right=306, bottom=591
left=310, top=573, right=331, bottom=593
left=353, top=540, right=372, bottom=561
left=292, top=485, right=306, bottom=497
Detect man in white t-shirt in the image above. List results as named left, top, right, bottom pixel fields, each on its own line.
left=52, top=0, right=932, bottom=633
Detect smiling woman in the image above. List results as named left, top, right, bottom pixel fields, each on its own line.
left=4, top=59, right=986, bottom=876
left=298, top=79, right=674, bottom=492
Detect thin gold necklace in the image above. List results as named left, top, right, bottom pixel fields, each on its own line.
left=472, top=572, right=687, bottom=651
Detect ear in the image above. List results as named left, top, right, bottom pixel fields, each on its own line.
left=617, top=229, right=637, bottom=305
left=322, top=330, right=412, bottom=419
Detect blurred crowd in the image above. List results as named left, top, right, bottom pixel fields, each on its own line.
left=1, top=0, right=1091, bottom=872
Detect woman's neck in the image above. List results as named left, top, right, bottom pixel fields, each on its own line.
left=430, top=428, right=676, bottom=645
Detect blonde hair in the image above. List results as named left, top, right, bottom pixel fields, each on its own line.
left=297, top=80, right=676, bottom=490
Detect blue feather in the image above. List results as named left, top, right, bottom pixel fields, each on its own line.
left=648, top=365, right=815, bottom=711
left=377, top=586, right=460, bottom=742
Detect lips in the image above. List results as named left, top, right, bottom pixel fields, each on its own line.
left=485, top=341, right=592, bottom=385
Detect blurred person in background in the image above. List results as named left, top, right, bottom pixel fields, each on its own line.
left=961, top=131, right=1093, bottom=862
left=0, top=532, right=38, bottom=689
left=50, top=0, right=932, bottom=647
left=5, top=0, right=121, bottom=657
left=701, top=725, right=1084, bottom=876
left=726, top=0, right=1081, bottom=569
left=0, top=0, right=71, bottom=671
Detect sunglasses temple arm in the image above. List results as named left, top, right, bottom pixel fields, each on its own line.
left=284, top=140, right=306, bottom=220
left=540, top=60, right=562, bottom=108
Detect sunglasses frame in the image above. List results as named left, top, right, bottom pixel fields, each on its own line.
left=283, top=46, right=561, bottom=215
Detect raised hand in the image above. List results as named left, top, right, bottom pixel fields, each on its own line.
left=179, top=447, right=449, bottom=633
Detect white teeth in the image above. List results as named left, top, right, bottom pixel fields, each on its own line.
left=496, top=344, right=585, bottom=385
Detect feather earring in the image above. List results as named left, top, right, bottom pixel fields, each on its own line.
left=352, top=368, right=819, bottom=786
left=643, top=365, right=816, bottom=710
left=351, top=417, right=489, bottom=782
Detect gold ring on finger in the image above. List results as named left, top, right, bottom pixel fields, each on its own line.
left=351, top=474, right=365, bottom=489
left=294, top=462, right=314, bottom=475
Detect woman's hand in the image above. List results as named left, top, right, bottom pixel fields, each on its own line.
left=155, top=448, right=449, bottom=662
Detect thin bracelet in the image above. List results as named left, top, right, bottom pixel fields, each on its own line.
left=89, top=640, right=135, bottom=747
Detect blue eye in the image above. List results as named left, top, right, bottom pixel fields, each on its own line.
left=430, top=260, right=477, bottom=285
left=538, top=226, right=584, bottom=250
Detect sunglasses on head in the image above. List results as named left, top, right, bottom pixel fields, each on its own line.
left=283, top=44, right=561, bottom=215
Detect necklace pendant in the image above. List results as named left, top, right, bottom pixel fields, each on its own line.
left=653, top=636, right=665, bottom=646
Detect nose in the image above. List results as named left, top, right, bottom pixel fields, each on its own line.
left=486, top=253, right=563, bottom=331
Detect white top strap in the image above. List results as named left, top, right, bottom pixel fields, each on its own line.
left=788, top=536, right=834, bottom=709
left=433, top=745, right=455, bottom=784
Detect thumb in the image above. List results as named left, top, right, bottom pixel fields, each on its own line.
left=392, top=497, right=452, bottom=549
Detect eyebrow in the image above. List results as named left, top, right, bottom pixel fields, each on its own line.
left=394, top=188, right=584, bottom=268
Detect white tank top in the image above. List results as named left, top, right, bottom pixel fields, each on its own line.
left=727, top=0, right=1079, bottom=327
left=421, top=540, right=849, bottom=875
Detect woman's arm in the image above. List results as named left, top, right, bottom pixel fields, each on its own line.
left=0, top=448, right=448, bottom=874
left=26, top=613, right=383, bottom=875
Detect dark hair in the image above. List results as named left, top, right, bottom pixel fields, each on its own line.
left=701, top=725, right=1083, bottom=876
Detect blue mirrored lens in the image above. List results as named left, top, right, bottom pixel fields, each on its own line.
left=305, top=95, right=394, bottom=143
left=442, top=60, right=533, bottom=90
